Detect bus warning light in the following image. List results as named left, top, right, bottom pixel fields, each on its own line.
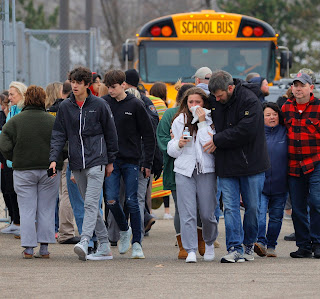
left=150, top=26, right=161, bottom=37
left=242, top=26, right=253, bottom=37
left=162, top=26, right=173, bottom=37
left=253, top=26, right=264, bottom=37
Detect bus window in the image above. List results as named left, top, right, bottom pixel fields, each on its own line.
left=157, top=49, right=179, bottom=66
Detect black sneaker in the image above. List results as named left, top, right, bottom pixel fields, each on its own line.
left=290, top=248, right=312, bottom=258
left=284, top=232, right=296, bottom=241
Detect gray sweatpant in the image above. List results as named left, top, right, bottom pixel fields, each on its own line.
left=175, top=170, right=218, bottom=253
left=73, top=165, right=108, bottom=244
left=13, top=169, right=61, bottom=248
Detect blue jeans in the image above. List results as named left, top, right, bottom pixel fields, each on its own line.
left=219, top=172, right=265, bottom=253
left=105, top=160, right=141, bottom=244
left=66, top=165, right=103, bottom=247
left=288, top=163, right=320, bottom=251
left=257, top=192, right=287, bottom=248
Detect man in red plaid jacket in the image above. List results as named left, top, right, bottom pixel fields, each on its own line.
left=282, top=72, right=320, bottom=259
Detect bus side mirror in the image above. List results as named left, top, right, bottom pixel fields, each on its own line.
left=280, top=50, right=292, bottom=77
left=122, top=43, right=134, bottom=61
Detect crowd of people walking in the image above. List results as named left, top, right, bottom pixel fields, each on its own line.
left=0, top=64, right=319, bottom=263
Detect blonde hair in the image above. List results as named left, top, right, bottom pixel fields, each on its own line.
left=9, top=81, right=28, bottom=108
left=98, top=83, right=109, bottom=97
left=45, top=82, right=63, bottom=109
left=126, top=87, right=142, bottom=100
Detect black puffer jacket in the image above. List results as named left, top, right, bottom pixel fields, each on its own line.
left=50, top=89, right=118, bottom=170
left=209, top=79, right=270, bottom=177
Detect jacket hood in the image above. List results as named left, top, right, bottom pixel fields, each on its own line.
left=196, top=83, right=210, bottom=95
left=235, top=79, right=263, bottom=100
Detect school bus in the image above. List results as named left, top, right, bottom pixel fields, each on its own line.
left=123, top=10, right=292, bottom=107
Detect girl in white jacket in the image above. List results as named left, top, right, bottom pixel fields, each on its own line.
left=167, top=87, right=218, bottom=263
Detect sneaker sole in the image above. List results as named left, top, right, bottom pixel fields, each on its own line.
left=244, top=257, right=254, bottom=261
left=131, top=255, right=145, bottom=259
left=254, top=243, right=267, bottom=257
left=221, top=257, right=245, bottom=263
left=87, top=255, right=113, bottom=261
left=74, top=246, right=87, bottom=261
left=204, top=256, right=215, bottom=262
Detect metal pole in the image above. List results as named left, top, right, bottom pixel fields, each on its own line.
left=96, top=27, right=101, bottom=74
left=3, top=0, right=10, bottom=88
left=89, top=28, right=94, bottom=70
left=11, top=0, right=16, bottom=81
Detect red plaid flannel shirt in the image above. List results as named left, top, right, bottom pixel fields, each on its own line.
left=282, top=94, right=320, bottom=177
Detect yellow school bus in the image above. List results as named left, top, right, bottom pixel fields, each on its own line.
left=123, top=10, right=291, bottom=107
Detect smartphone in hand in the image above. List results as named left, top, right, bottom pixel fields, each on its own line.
left=47, top=168, right=56, bottom=177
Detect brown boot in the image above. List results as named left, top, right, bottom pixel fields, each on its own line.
left=176, top=234, right=188, bottom=259
left=197, top=227, right=205, bottom=256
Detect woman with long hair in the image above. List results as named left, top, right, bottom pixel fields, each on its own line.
left=167, top=87, right=218, bottom=263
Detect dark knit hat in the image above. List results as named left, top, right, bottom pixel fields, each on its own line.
left=249, top=76, right=266, bottom=86
left=125, top=69, right=140, bottom=87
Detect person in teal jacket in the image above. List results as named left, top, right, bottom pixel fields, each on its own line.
left=156, top=81, right=194, bottom=259
left=0, top=81, right=27, bottom=237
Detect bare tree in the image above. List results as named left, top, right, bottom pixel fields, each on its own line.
left=99, top=0, right=216, bottom=69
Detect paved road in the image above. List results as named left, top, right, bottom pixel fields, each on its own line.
left=0, top=208, right=319, bottom=298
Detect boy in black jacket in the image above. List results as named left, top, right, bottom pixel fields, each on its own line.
left=49, top=66, right=118, bottom=261
left=102, top=70, right=156, bottom=259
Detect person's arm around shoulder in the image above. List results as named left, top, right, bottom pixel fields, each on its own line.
left=213, top=93, right=261, bottom=149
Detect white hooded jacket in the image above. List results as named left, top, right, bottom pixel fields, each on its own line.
left=167, top=112, right=215, bottom=178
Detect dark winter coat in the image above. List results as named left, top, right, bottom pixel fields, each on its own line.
left=50, top=89, right=118, bottom=170
left=210, top=78, right=270, bottom=177
left=102, top=93, right=156, bottom=169
left=263, top=124, right=288, bottom=195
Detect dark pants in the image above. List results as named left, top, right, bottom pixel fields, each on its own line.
left=104, top=159, right=141, bottom=244
left=288, top=163, right=320, bottom=251
left=1, top=166, right=20, bottom=224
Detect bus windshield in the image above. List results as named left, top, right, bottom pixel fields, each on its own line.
left=139, top=40, right=275, bottom=83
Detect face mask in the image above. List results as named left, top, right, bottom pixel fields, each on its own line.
left=236, top=66, right=246, bottom=72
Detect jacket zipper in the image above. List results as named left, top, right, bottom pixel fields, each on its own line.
left=79, top=101, right=86, bottom=169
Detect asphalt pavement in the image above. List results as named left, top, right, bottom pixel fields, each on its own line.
left=0, top=206, right=319, bottom=298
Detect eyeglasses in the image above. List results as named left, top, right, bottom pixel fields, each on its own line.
left=205, top=77, right=211, bottom=80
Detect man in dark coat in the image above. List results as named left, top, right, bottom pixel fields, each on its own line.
left=205, top=70, right=270, bottom=263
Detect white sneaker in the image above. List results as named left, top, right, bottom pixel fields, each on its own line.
left=221, top=249, right=245, bottom=263
left=204, top=243, right=215, bottom=261
left=118, top=227, right=132, bottom=254
left=163, top=213, right=173, bottom=220
left=87, top=242, right=113, bottom=260
left=131, top=242, right=145, bottom=259
left=186, top=251, right=197, bottom=263
left=243, top=245, right=254, bottom=261
left=74, top=238, right=89, bottom=261
left=1, top=223, right=20, bottom=234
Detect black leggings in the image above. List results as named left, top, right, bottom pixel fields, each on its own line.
left=1, top=166, right=20, bottom=224
left=163, top=196, right=170, bottom=208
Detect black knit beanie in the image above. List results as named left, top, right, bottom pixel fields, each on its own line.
left=125, top=69, right=139, bottom=87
